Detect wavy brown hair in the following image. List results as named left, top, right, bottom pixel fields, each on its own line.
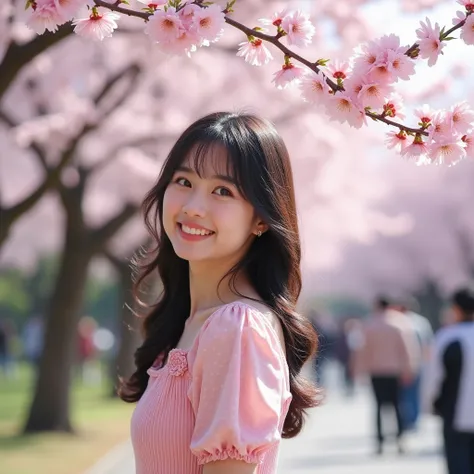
left=119, top=111, right=319, bottom=438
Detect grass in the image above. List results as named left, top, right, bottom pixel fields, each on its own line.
left=0, top=364, right=134, bottom=474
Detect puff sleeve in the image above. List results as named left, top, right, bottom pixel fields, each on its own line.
left=187, top=302, right=291, bottom=466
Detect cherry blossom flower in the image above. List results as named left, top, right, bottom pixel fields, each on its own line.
left=326, top=92, right=367, bottom=129
left=427, top=139, right=467, bottom=166
left=428, top=112, right=454, bottom=142
left=460, top=14, right=474, bottom=45
left=259, top=8, right=291, bottom=28
left=385, top=49, right=416, bottom=81
left=280, top=10, right=315, bottom=47
left=401, top=135, right=428, bottom=161
left=299, top=71, right=331, bottom=105
left=145, top=7, right=183, bottom=43
left=414, top=104, right=436, bottom=126
left=385, top=130, right=408, bottom=152
left=54, top=0, right=85, bottom=21
left=358, top=80, right=393, bottom=109
left=272, top=63, right=305, bottom=89
left=27, top=0, right=64, bottom=34
left=352, top=42, right=378, bottom=76
left=448, top=102, right=474, bottom=134
left=179, top=3, right=200, bottom=30
left=416, top=18, right=446, bottom=66
left=457, top=0, right=474, bottom=11
left=73, top=8, right=120, bottom=41
left=383, top=93, right=406, bottom=120
left=343, top=74, right=364, bottom=100
left=237, top=39, right=273, bottom=66
left=159, top=30, right=198, bottom=57
left=191, top=3, right=225, bottom=44
left=136, top=0, right=167, bottom=8
left=326, top=59, right=351, bottom=80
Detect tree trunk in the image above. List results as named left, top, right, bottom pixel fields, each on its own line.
left=110, top=258, right=141, bottom=397
left=23, top=227, right=91, bottom=433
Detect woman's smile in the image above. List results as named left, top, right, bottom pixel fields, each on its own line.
left=177, top=222, right=215, bottom=241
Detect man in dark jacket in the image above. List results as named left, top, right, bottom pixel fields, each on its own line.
left=423, top=287, right=474, bottom=474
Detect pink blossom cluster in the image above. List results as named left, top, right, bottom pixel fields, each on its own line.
left=237, top=8, right=315, bottom=69
left=387, top=103, right=474, bottom=166
left=27, top=0, right=120, bottom=40
left=237, top=8, right=316, bottom=68
left=27, top=0, right=87, bottom=34
left=294, top=34, right=416, bottom=130
left=144, top=3, right=225, bottom=56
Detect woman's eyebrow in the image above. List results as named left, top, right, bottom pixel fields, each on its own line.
left=176, top=166, right=236, bottom=185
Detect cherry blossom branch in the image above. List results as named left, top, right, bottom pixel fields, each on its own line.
left=223, top=17, right=341, bottom=91
left=366, top=112, right=429, bottom=136
left=25, top=1, right=474, bottom=164
left=93, top=0, right=148, bottom=20
left=405, top=13, right=471, bottom=58
left=87, top=1, right=470, bottom=138
left=91, top=1, right=341, bottom=89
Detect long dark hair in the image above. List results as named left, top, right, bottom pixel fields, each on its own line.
left=119, top=111, right=319, bottom=438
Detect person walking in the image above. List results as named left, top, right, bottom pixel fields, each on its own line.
left=354, top=297, right=417, bottom=455
left=423, top=287, right=474, bottom=474
left=394, top=298, right=433, bottom=431
left=119, top=112, right=320, bottom=474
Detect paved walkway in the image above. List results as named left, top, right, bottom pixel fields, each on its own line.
left=86, top=381, right=445, bottom=474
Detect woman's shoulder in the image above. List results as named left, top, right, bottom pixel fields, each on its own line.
left=195, top=299, right=286, bottom=357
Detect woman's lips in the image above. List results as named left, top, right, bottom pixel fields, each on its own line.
left=177, top=223, right=215, bottom=241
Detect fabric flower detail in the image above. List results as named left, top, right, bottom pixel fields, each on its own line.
left=167, top=349, right=188, bottom=376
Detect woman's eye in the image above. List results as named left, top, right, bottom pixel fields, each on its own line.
left=214, top=186, right=233, bottom=197
left=175, top=177, right=191, bottom=187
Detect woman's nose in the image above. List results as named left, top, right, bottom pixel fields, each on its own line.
left=182, top=190, right=207, bottom=217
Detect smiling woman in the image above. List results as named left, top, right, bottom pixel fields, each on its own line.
left=119, top=111, right=320, bottom=474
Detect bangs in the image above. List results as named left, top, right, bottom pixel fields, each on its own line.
left=176, top=140, right=247, bottom=196
left=159, top=112, right=275, bottom=204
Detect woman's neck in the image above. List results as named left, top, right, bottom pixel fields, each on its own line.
left=188, top=261, right=257, bottom=316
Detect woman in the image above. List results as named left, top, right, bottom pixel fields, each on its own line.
left=423, top=287, right=474, bottom=474
left=120, top=112, right=319, bottom=474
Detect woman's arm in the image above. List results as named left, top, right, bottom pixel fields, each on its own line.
left=203, top=460, right=257, bottom=474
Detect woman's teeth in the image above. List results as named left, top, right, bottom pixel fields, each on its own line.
left=181, top=224, right=213, bottom=236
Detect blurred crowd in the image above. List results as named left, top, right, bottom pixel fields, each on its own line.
left=309, top=287, right=474, bottom=474
left=0, top=314, right=110, bottom=384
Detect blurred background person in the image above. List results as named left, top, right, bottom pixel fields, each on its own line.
left=76, top=316, right=98, bottom=385
left=335, top=317, right=363, bottom=397
left=354, top=297, right=417, bottom=455
left=393, top=297, right=434, bottom=431
left=423, top=287, right=474, bottom=474
left=22, top=314, right=44, bottom=373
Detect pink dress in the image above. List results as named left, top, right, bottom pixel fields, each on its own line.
left=130, top=301, right=292, bottom=474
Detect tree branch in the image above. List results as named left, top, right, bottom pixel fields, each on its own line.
left=90, top=203, right=138, bottom=252
left=0, top=24, right=74, bottom=101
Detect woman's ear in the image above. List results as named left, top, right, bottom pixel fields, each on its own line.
left=254, top=220, right=269, bottom=237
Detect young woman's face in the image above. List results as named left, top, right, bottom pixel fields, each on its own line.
left=163, top=145, right=260, bottom=265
